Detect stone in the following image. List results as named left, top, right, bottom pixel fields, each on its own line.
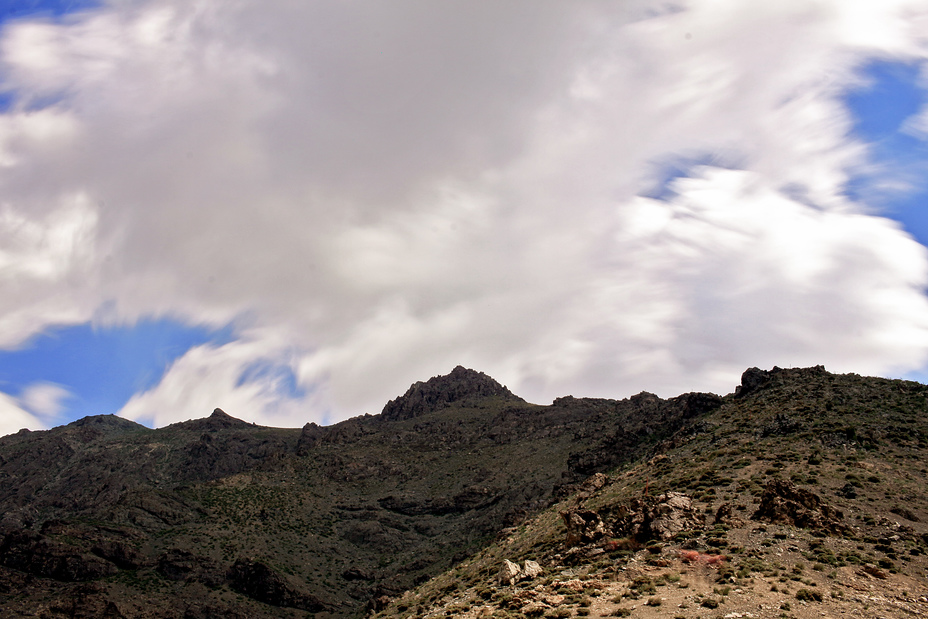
left=522, top=560, right=543, bottom=580
left=498, top=559, right=522, bottom=585
left=561, top=510, right=609, bottom=546
left=614, top=492, right=704, bottom=542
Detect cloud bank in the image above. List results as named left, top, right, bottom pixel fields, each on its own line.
left=1, top=0, right=928, bottom=427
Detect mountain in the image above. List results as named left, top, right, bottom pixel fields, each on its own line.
left=0, top=366, right=925, bottom=618
left=374, top=366, right=928, bottom=619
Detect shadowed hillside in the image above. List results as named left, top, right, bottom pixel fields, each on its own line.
left=0, top=366, right=722, bottom=618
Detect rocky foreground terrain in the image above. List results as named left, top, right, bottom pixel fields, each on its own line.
left=0, top=365, right=925, bottom=618
left=375, top=367, right=928, bottom=619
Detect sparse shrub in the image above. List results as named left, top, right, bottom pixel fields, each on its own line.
left=796, top=588, right=822, bottom=602
left=646, top=596, right=662, bottom=606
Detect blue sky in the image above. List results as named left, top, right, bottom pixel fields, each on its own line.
left=0, top=318, right=233, bottom=423
left=1, top=1, right=928, bottom=434
left=843, top=60, right=928, bottom=248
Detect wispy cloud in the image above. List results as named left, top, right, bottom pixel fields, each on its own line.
left=0, top=392, right=42, bottom=436
left=0, top=1, right=927, bottom=428
left=19, top=380, right=70, bottom=418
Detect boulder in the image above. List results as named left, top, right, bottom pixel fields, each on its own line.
left=498, top=559, right=522, bottom=585
left=522, top=560, right=543, bottom=580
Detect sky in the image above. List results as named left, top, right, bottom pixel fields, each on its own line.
left=1, top=0, right=928, bottom=435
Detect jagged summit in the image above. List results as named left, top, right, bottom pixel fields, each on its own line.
left=734, top=364, right=829, bottom=399
left=168, top=407, right=255, bottom=431
left=381, top=365, right=523, bottom=421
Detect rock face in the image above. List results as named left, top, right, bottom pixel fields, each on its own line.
left=381, top=366, right=522, bottom=420
left=734, top=367, right=771, bottom=398
left=561, top=510, right=609, bottom=546
left=615, top=492, right=704, bottom=542
left=0, top=530, right=117, bottom=582
left=752, top=479, right=847, bottom=534
left=227, top=559, right=328, bottom=612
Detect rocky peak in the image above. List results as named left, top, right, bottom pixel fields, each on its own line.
left=169, top=408, right=254, bottom=432
left=381, top=366, right=522, bottom=421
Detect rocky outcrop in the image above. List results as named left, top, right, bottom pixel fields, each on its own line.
left=0, top=529, right=117, bottom=582
left=735, top=367, right=772, bottom=398
left=714, top=502, right=746, bottom=528
left=156, top=549, right=223, bottom=587
left=90, top=539, right=147, bottom=570
left=752, top=479, right=848, bottom=534
left=44, top=583, right=126, bottom=618
left=172, top=408, right=254, bottom=432
left=381, top=366, right=522, bottom=421
left=614, top=492, right=704, bottom=542
left=377, top=486, right=502, bottom=516
left=561, top=509, right=609, bottom=546
left=227, top=559, right=328, bottom=612
left=296, top=422, right=326, bottom=454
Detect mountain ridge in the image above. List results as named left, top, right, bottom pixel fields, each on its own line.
left=0, top=365, right=925, bottom=618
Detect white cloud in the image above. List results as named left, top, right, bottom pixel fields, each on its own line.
left=19, top=381, right=72, bottom=418
left=0, top=1, right=926, bottom=426
left=118, top=329, right=309, bottom=428
left=0, top=391, right=43, bottom=436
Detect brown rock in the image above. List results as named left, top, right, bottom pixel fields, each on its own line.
left=498, top=559, right=522, bottom=585
left=614, top=492, right=704, bottom=542
left=714, top=502, right=746, bottom=527
left=522, top=560, right=543, bottom=580
left=561, top=509, right=609, bottom=546
left=752, top=479, right=847, bottom=534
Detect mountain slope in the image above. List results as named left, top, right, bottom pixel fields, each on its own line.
left=0, top=366, right=723, bottom=618
left=373, top=366, right=928, bottom=619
